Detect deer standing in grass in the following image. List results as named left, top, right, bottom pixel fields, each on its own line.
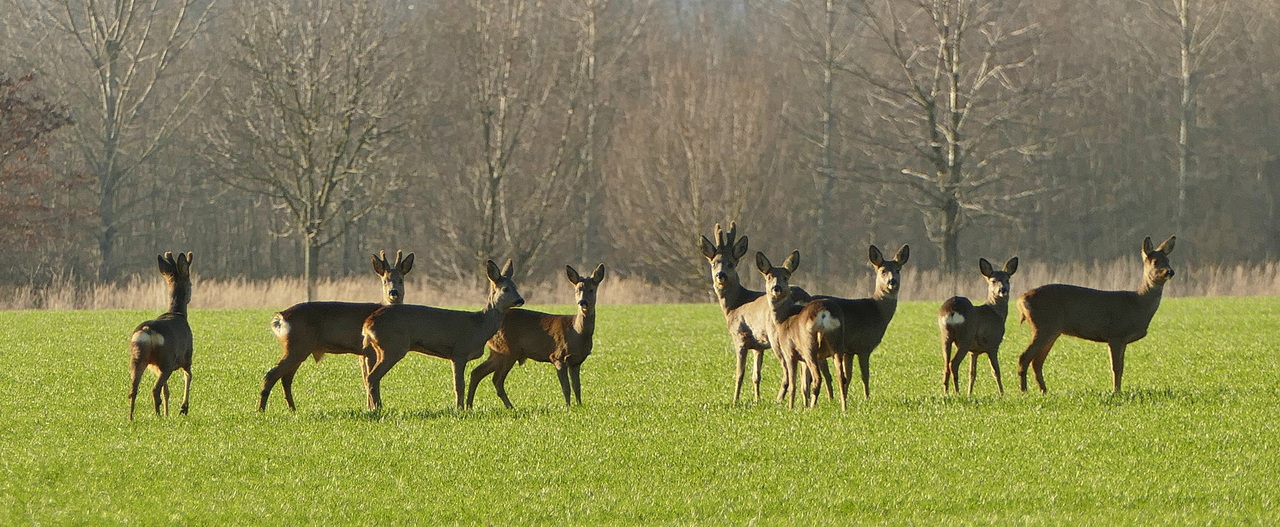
left=755, top=251, right=844, bottom=409
left=128, top=252, right=194, bottom=420
left=699, top=223, right=831, bottom=404
left=814, top=244, right=910, bottom=405
left=260, top=250, right=414, bottom=412
left=362, top=259, right=525, bottom=410
left=467, top=264, right=606, bottom=409
left=939, top=257, right=1019, bottom=395
left=1017, top=236, right=1176, bottom=393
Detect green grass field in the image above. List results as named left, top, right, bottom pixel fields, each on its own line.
left=1, top=298, right=1278, bottom=524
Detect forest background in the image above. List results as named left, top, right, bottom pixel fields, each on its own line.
left=3, top=0, right=1279, bottom=308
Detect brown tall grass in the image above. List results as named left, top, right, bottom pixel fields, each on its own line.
left=4, top=259, right=1279, bottom=310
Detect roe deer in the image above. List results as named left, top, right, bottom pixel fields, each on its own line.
left=699, top=222, right=831, bottom=403
left=127, top=252, right=195, bottom=420
left=260, top=250, right=414, bottom=411
left=755, top=251, right=843, bottom=409
left=363, top=259, right=525, bottom=410
left=466, top=263, right=606, bottom=409
left=1017, top=236, right=1176, bottom=393
left=814, top=244, right=910, bottom=404
left=939, top=257, right=1019, bottom=395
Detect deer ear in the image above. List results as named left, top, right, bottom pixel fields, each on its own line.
left=184, top=252, right=194, bottom=269
left=157, top=253, right=175, bottom=275
left=895, top=244, right=910, bottom=265
left=700, top=236, right=717, bottom=260
left=868, top=245, right=884, bottom=267
left=565, top=265, right=581, bottom=285
left=1004, top=257, right=1019, bottom=276
left=485, top=260, right=502, bottom=283
left=399, top=253, right=415, bottom=274
left=732, top=235, right=750, bottom=261
left=371, top=252, right=388, bottom=275
left=591, top=263, right=606, bottom=284
left=1155, top=236, right=1175, bottom=254
left=178, top=252, right=193, bottom=273
left=501, top=259, right=515, bottom=278
left=978, top=258, right=994, bottom=277
left=1142, top=236, right=1154, bottom=257
left=755, top=251, right=771, bottom=275
left=783, top=250, right=800, bottom=275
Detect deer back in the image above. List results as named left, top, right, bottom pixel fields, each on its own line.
left=1020, top=236, right=1174, bottom=344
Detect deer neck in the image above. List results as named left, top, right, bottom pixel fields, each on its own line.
left=1136, top=278, right=1166, bottom=315
left=871, top=288, right=898, bottom=319
left=574, top=307, right=595, bottom=339
left=169, top=280, right=192, bottom=315
left=479, top=299, right=511, bottom=336
left=986, top=293, right=1010, bottom=319
left=717, top=281, right=757, bottom=314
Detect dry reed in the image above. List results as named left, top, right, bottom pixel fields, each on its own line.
left=3, top=259, right=1279, bottom=310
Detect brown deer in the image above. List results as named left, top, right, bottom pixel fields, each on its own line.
left=362, top=259, right=525, bottom=410
left=259, top=250, right=414, bottom=412
left=699, top=222, right=831, bottom=403
left=466, top=263, right=605, bottom=409
left=815, top=244, right=910, bottom=405
left=939, top=257, right=1019, bottom=395
left=1017, top=236, right=1176, bottom=393
left=127, top=252, right=195, bottom=420
left=755, top=251, right=843, bottom=409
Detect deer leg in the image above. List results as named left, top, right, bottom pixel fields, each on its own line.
left=732, top=347, right=748, bottom=404
left=941, top=341, right=953, bottom=395
left=569, top=363, right=583, bottom=405
left=365, top=350, right=404, bottom=411
left=179, top=367, right=192, bottom=415
left=967, top=353, right=979, bottom=396
left=128, top=360, right=147, bottom=421
left=280, top=366, right=301, bottom=412
left=832, top=353, right=849, bottom=411
left=988, top=350, right=1005, bottom=395
left=1108, top=341, right=1127, bottom=393
left=493, top=362, right=516, bottom=409
left=451, top=358, right=468, bottom=410
left=556, top=365, right=572, bottom=407
left=260, top=355, right=305, bottom=412
left=1018, top=332, right=1058, bottom=393
left=751, top=348, right=765, bottom=403
left=856, top=353, right=871, bottom=399
left=818, top=359, right=834, bottom=401
left=466, top=358, right=498, bottom=409
left=152, top=369, right=174, bottom=417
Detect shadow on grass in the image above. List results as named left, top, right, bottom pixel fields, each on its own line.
left=303, top=405, right=571, bottom=422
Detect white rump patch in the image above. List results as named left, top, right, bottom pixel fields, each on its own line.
left=270, top=314, right=290, bottom=338
left=813, top=310, right=842, bottom=332
left=132, top=329, right=164, bottom=347
left=941, top=312, right=965, bottom=326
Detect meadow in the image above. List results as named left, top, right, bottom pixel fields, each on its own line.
left=1, top=298, right=1278, bottom=524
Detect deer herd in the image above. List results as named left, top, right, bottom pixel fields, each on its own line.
left=124, top=225, right=1178, bottom=420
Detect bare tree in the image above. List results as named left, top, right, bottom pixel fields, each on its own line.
left=413, top=0, right=589, bottom=283
left=11, top=0, right=214, bottom=280
left=202, top=0, right=408, bottom=300
left=1137, top=0, right=1230, bottom=237
left=855, top=0, right=1046, bottom=271
left=777, top=0, right=865, bottom=273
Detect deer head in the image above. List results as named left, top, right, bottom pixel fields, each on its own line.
left=485, top=259, right=525, bottom=310
left=370, top=250, right=415, bottom=305
left=566, top=263, right=606, bottom=313
left=157, top=252, right=194, bottom=311
left=700, top=222, right=750, bottom=293
left=979, top=256, right=1019, bottom=303
left=1141, top=236, right=1176, bottom=286
left=868, top=244, right=909, bottom=298
left=754, top=250, right=799, bottom=305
